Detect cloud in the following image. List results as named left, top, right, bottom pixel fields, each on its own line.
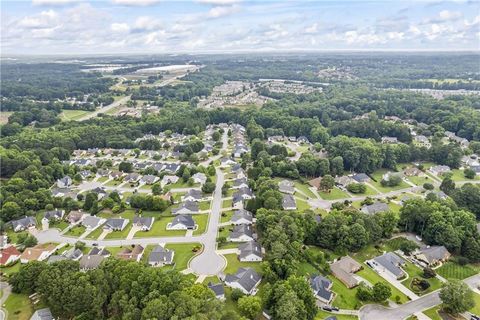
left=110, top=22, right=130, bottom=33
left=304, top=23, right=318, bottom=34
left=196, top=0, right=241, bottom=5
left=32, top=0, right=80, bottom=6
left=18, top=9, right=58, bottom=28
left=439, top=10, right=462, bottom=20
left=111, top=0, right=162, bottom=6
left=132, top=16, right=162, bottom=32
left=206, top=5, right=240, bottom=18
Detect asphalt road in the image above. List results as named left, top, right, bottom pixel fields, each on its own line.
left=78, top=95, right=131, bottom=121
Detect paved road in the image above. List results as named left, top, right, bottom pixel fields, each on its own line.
left=0, top=282, right=11, bottom=320
left=78, top=95, right=131, bottom=121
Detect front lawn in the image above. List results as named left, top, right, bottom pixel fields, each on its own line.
left=49, top=220, right=69, bottom=231
left=222, top=199, right=233, bottom=208
left=296, top=199, right=311, bottom=211
left=65, top=225, right=86, bottom=237
left=330, top=276, right=362, bottom=310
left=1, top=261, right=21, bottom=276
left=293, top=181, right=316, bottom=198
left=85, top=227, right=104, bottom=240
left=104, top=222, right=133, bottom=239
left=220, top=210, right=234, bottom=223
left=223, top=253, right=262, bottom=274
left=318, top=187, right=350, bottom=200
left=97, top=176, right=109, bottom=183
left=370, top=169, right=411, bottom=192
left=165, top=243, right=202, bottom=270
left=4, top=293, right=34, bottom=320
left=134, top=216, right=186, bottom=237
left=193, top=214, right=208, bottom=235
left=407, top=175, right=434, bottom=186
left=422, top=306, right=442, bottom=320
left=199, top=201, right=211, bottom=211
left=400, top=261, right=443, bottom=294
left=437, top=262, right=480, bottom=280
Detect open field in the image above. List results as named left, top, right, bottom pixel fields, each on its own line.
left=4, top=293, right=35, bottom=320
left=0, top=111, right=13, bottom=124
left=60, top=109, right=93, bottom=121
left=436, top=262, right=480, bottom=280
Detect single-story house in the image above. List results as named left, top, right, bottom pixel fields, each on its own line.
left=208, top=282, right=226, bottom=301
left=124, top=173, right=141, bottom=183
left=161, top=175, right=179, bottom=187
left=372, top=252, right=406, bottom=279
left=133, top=216, right=154, bottom=231
left=225, top=267, right=261, bottom=295
left=67, top=211, right=84, bottom=224
left=234, top=187, right=254, bottom=200
left=88, top=247, right=111, bottom=257
left=414, top=246, right=451, bottom=266
left=79, top=255, right=104, bottom=271
left=117, top=245, right=144, bottom=262
left=172, top=201, right=199, bottom=215
left=20, top=244, right=56, bottom=264
left=43, top=210, right=65, bottom=222
left=104, top=218, right=129, bottom=231
left=167, top=214, right=196, bottom=230
left=30, top=308, right=54, bottom=320
left=238, top=241, right=262, bottom=262
left=335, top=176, right=355, bottom=189
left=228, top=225, right=254, bottom=242
left=57, top=176, right=72, bottom=188
left=429, top=165, right=451, bottom=176
left=140, top=174, right=159, bottom=185
left=182, top=189, right=206, bottom=202
left=330, top=256, right=362, bottom=289
left=282, top=194, right=297, bottom=211
left=192, top=172, right=207, bottom=185
left=232, top=177, right=249, bottom=190
left=278, top=180, right=295, bottom=194
left=148, top=245, right=174, bottom=267
left=361, top=202, right=389, bottom=215
left=0, top=246, right=21, bottom=266
left=62, top=248, right=84, bottom=261
left=11, top=216, right=36, bottom=232
left=230, top=209, right=253, bottom=225
left=82, top=216, right=103, bottom=230
left=404, top=167, right=422, bottom=177
left=352, top=173, right=370, bottom=183
left=310, top=275, right=334, bottom=304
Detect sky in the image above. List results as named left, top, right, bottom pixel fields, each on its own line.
left=1, top=0, right=479, bottom=55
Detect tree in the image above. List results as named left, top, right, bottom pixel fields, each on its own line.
left=118, top=161, right=133, bottom=173
left=83, top=192, right=97, bottom=211
left=152, top=183, right=162, bottom=195
left=440, top=177, right=455, bottom=195
left=238, top=296, right=262, bottom=319
left=319, top=175, right=335, bottom=192
left=371, top=282, right=391, bottom=302
left=202, top=181, right=215, bottom=193
left=439, top=281, right=475, bottom=315
left=356, top=283, right=372, bottom=301
left=347, top=183, right=367, bottom=194
left=399, top=240, right=419, bottom=255
left=423, top=267, right=436, bottom=279
left=464, top=168, right=476, bottom=179
left=231, top=288, right=245, bottom=301
left=423, top=182, right=434, bottom=190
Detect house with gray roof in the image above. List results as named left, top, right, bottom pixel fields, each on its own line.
left=148, top=245, right=174, bottom=267
left=225, top=267, right=261, bottom=295
left=414, top=246, right=451, bottom=267
left=232, top=177, right=249, bottom=189
left=239, top=241, right=262, bottom=262
left=282, top=194, right=297, bottom=210
left=133, top=217, right=154, bottom=231
left=361, top=202, right=389, bottom=215
left=88, top=247, right=111, bottom=257
left=372, top=252, right=406, bottom=279
left=278, top=180, right=295, bottom=194
left=104, top=218, right=129, bottom=231
left=232, top=194, right=244, bottom=210
left=79, top=170, right=92, bottom=179
left=352, top=173, right=370, bottom=183
left=57, top=176, right=72, bottom=188
left=381, top=136, right=399, bottom=144
left=140, top=174, right=159, bottom=185
left=208, top=282, right=225, bottom=300
left=167, top=214, right=196, bottom=230
left=192, top=172, right=207, bottom=185
left=11, top=216, right=36, bottom=232
left=79, top=255, right=104, bottom=271
left=230, top=209, right=253, bottom=225
left=43, top=210, right=64, bottom=222
left=30, top=308, right=54, bottom=320
left=62, top=248, right=83, bottom=261
left=310, top=275, right=334, bottom=303
left=228, top=225, right=254, bottom=242
left=82, top=216, right=103, bottom=230
left=182, top=189, right=205, bottom=202
left=124, top=172, right=141, bottom=183
left=429, top=165, right=451, bottom=176
left=234, top=187, right=254, bottom=200
left=172, top=201, right=199, bottom=215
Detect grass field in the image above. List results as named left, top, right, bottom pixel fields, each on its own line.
left=223, top=253, right=263, bottom=275
left=60, top=109, right=92, bottom=121
left=0, top=111, right=13, bottom=124
left=315, top=310, right=358, bottom=320
left=199, top=201, right=211, bottom=211
left=165, top=243, right=202, bottom=270
left=407, top=174, right=435, bottom=186
left=318, top=187, right=350, bottom=200
left=220, top=210, right=234, bottom=223
left=65, top=225, right=86, bottom=237
left=470, top=293, right=480, bottom=315
left=422, top=306, right=442, bottom=320
left=437, top=262, right=480, bottom=280
left=296, top=199, right=311, bottom=211
left=134, top=216, right=186, bottom=238
left=85, top=227, right=104, bottom=240
left=450, top=169, right=480, bottom=181
left=1, top=261, right=21, bottom=276
left=401, top=261, right=443, bottom=295
left=104, top=222, right=133, bottom=239
left=49, top=220, right=69, bottom=231
left=192, top=214, right=209, bottom=235
left=293, top=181, right=316, bottom=198
left=370, top=169, right=411, bottom=192
left=222, top=199, right=233, bottom=208
left=4, top=293, right=35, bottom=320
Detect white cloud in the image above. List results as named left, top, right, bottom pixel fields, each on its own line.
left=18, top=10, right=58, bottom=28
left=197, top=0, right=241, bottom=5
left=32, top=0, right=80, bottom=6
left=110, top=22, right=130, bottom=33
left=304, top=23, right=318, bottom=34
left=111, top=0, right=162, bottom=6
left=439, top=10, right=462, bottom=21
left=206, top=5, right=240, bottom=18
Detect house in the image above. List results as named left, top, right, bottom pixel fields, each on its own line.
left=470, top=165, right=480, bottom=174
left=228, top=225, right=254, bottom=242
left=67, top=211, right=84, bottom=224
left=30, top=308, right=54, bottom=320
left=161, top=175, right=179, bottom=187
left=414, top=246, right=451, bottom=266
left=297, top=136, right=309, bottom=144
left=414, top=135, right=431, bottom=148
left=47, top=255, right=67, bottom=264
left=124, top=172, right=141, bottom=183
left=110, top=171, right=124, bottom=180
left=117, top=245, right=145, bottom=262
left=310, top=275, right=334, bottom=304
left=330, top=256, right=362, bottom=288
left=282, top=194, right=297, bottom=210
left=167, top=214, right=196, bottom=230
left=79, top=255, right=105, bottom=271
left=82, top=216, right=103, bottom=230
left=88, top=247, right=111, bottom=257
left=79, top=170, right=92, bottom=179
left=0, top=246, right=21, bottom=266
left=104, top=218, right=129, bottom=231
left=0, top=234, right=7, bottom=249
left=230, top=209, right=253, bottom=225
left=220, top=157, right=236, bottom=167
left=308, top=177, right=322, bottom=190
left=208, top=282, right=226, bottom=300
left=352, top=173, right=370, bottom=183
left=133, top=217, right=154, bottom=231
left=382, top=172, right=403, bottom=182
left=335, top=176, right=354, bottom=189
left=182, top=189, right=205, bottom=202
left=381, top=136, right=398, bottom=144
left=268, top=135, right=284, bottom=143
left=278, top=180, right=295, bottom=194
left=462, top=155, right=480, bottom=167
left=232, top=177, right=249, bottom=190
left=372, top=252, right=406, bottom=279
left=239, top=241, right=262, bottom=262
left=234, top=187, right=254, bottom=200
left=235, top=168, right=246, bottom=179
left=233, top=145, right=248, bottom=158
left=404, top=167, right=422, bottom=177
left=20, top=244, right=56, bottom=264
left=163, top=163, right=180, bottom=174
left=148, top=245, right=174, bottom=267
left=57, top=176, right=72, bottom=188
left=51, top=188, right=77, bottom=199
left=62, top=248, right=83, bottom=261
left=172, top=201, right=199, bottom=215
left=429, top=165, right=451, bottom=176
left=96, top=169, right=110, bottom=177
left=91, top=187, right=108, bottom=200
left=140, top=174, right=159, bottom=185
left=11, top=216, right=36, bottom=232
left=225, top=267, right=261, bottom=295
left=192, top=172, right=207, bottom=185
left=43, top=210, right=64, bottom=222
left=361, top=202, right=389, bottom=215
left=232, top=194, right=244, bottom=209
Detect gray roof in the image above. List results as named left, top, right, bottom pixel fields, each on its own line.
left=11, top=216, right=36, bottom=230
left=47, top=255, right=67, bottom=264
left=171, top=214, right=195, bottom=228
left=310, top=275, right=333, bottom=301
left=233, top=177, right=248, bottom=187
left=89, top=247, right=111, bottom=256
left=231, top=209, right=253, bottom=224
left=361, top=202, right=389, bottom=215
left=185, top=189, right=203, bottom=200
left=104, top=218, right=128, bottom=230
left=133, top=216, right=154, bottom=229
left=234, top=187, right=253, bottom=198
left=148, top=246, right=174, bottom=264
left=30, top=308, right=54, bottom=320
left=79, top=255, right=104, bottom=270
left=63, top=248, right=83, bottom=260
left=418, top=246, right=450, bottom=263
left=278, top=180, right=295, bottom=193
left=225, top=267, right=261, bottom=293
left=239, top=241, right=262, bottom=260
left=373, top=252, right=405, bottom=278
left=352, top=173, right=369, bottom=182
left=141, top=174, right=158, bottom=184
left=172, top=201, right=199, bottom=214
left=208, top=282, right=225, bottom=297
left=82, top=215, right=102, bottom=229
left=230, top=224, right=253, bottom=239
left=44, top=210, right=64, bottom=220
left=282, top=194, right=296, bottom=209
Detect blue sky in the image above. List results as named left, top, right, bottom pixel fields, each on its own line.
left=1, top=0, right=479, bottom=54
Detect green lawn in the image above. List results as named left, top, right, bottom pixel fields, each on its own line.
left=223, top=253, right=263, bottom=275
left=220, top=210, right=234, bottom=223
left=60, top=109, right=92, bottom=121
left=65, top=225, right=86, bottom=237
left=296, top=199, right=311, bottom=211
left=202, top=275, right=220, bottom=284
left=4, top=293, right=35, bottom=320
left=222, top=199, right=233, bottom=208
left=294, top=181, right=316, bottom=198
left=437, top=262, right=480, bottom=280
left=97, top=176, right=109, bottom=183
left=407, top=174, right=434, bottom=186
left=6, top=230, right=28, bottom=244
left=315, top=310, right=358, bottom=320
left=318, top=187, right=350, bottom=200
left=49, top=220, right=69, bottom=231
left=105, top=179, right=123, bottom=187
left=370, top=169, right=411, bottom=192
left=193, top=214, right=209, bottom=235
left=85, top=227, right=104, bottom=240
left=1, top=260, right=22, bottom=276
left=329, top=276, right=363, bottom=309
left=199, top=201, right=211, bottom=211
left=104, top=222, right=133, bottom=239
left=105, top=246, right=126, bottom=257
left=450, top=169, right=480, bottom=181
left=400, top=261, right=443, bottom=294
left=422, top=306, right=442, bottom=320
left=356, top=265, right=410, bottom=304
left=134, top=216, right=186, bottom=238
left=165, top=243, right=202, bottom=270
left=470, top=293, right=480, bottom=315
